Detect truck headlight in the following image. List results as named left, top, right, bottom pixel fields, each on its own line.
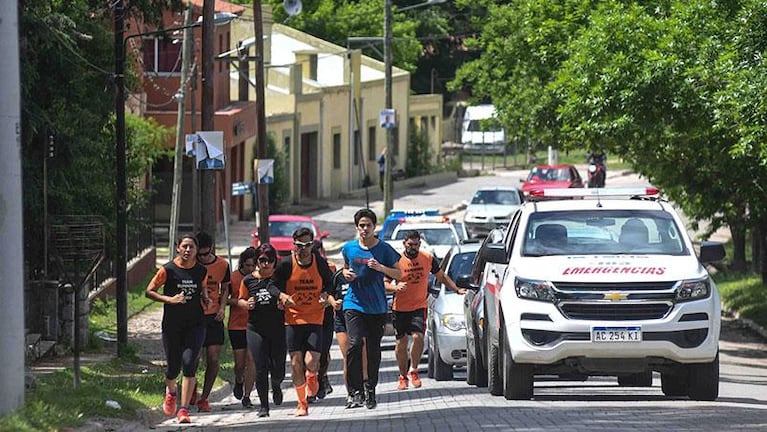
left=515, top=277, right=556, bottom=302
left=675, top=277, right=711, bottom=302
left=441, top=314, right=466, bottom=331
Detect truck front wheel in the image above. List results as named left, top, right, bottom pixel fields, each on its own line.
left=487, top=333, right=503, bottom=396
left=688, top=354, right=719, bottom=401
left=502, top=335, right=533, bottom=400
left=661, top=371, right=688, bottom=396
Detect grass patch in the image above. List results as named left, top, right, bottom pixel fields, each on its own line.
left=715, top=271, right=767, bottom=329
left=1, top=355, right=166, bottom=431
left=460, top=148, right=632, bottom=172
left=1, top=268, right=235, bottom=431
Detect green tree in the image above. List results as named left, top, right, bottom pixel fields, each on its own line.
left=20, top=0, right=180, bottom=274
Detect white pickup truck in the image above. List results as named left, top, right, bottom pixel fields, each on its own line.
left=479, top=187, right=725, bottom=400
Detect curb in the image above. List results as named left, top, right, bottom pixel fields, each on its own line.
left=725, top=308, right=767, bottom=341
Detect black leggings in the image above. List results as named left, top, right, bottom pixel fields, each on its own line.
left=162, top=323, right=206, bottom=379
left=344, top=310, right=385, bottom=393
left=318, top=307, right=335, bottom=377
left=247, top=327, right=287, bottom=408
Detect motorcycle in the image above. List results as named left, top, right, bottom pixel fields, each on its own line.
left=587, top=163, right=606, bottom=188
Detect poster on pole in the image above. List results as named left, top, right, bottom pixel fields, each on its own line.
left=185, top=134, right=197, bottom=157
left=195, top=131, right=225, bottom=170
left=379, top=108, right=396, bottom=129
left=254, top=159, right=274, bottom=184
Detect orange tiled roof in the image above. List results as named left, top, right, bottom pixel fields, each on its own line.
left=187, top=0, right=247, bottom=15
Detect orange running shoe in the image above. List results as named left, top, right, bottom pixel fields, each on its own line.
left=196, top=397, right=211, bottom=413
left=306, top=372, right=319, bottom=397
left=409, top=370, right=422, bottom=388
left=176, top=407, right=191, bottom=424
left=397, top=375, right=409, bottom=390
left=294, top=401, right=308, bottom=417
left=163, top=389, right=177, bottom=416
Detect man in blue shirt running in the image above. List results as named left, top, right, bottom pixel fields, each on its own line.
left=341, top=208, right=402, bottom=409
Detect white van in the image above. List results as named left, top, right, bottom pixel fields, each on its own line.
left=462, top=104, right=506, bottom=155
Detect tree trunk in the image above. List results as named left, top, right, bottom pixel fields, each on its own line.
left=729, top=223, right=748, bottom=271
left=759, top=219, right=767, bottom=285
left=752, top=225, right=762, bottom=274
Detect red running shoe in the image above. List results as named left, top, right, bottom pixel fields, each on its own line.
left=197, top=397, right=211, bottom=413
left=163, top=390, right=177, bottom=417
left=176, top=407, right=191, bottom=424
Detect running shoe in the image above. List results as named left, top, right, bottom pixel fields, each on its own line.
left=365, top=387, right=377, bottom=409
left=196, top=397, right=211, bottom=412
left=257, top=406, right=269, bottom=417
left=233, top=381, right=244, bottom=400
left=176, top=407, right=191, bottom=424
left=241, top=396, right=253, bottom=408
left=321, top=375, right=333, bottom=396
left=346, top=391, right=364, bottom=409
left=294, top=401, right=308, bottom=417
left=163, top=389, right=177, bottom=417
left=409, top=370, right=423, bottom=388
left=398, top=375, right=409, bottom=390
left=272, top=383, right=283, bottom=406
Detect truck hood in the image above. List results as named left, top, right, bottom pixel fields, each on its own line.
left=514, top=254, right=707, bottom=282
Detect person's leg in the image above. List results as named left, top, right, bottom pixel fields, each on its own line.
left=243, top=350, right=256, bottom=402
left=363, top=313, right=386, bottom=390
left=161, top=327, right=183, bottom=416
left=344, top=310, right=366, bottom=399
left=229, top=329, right=247, bottom=400
left=392, top=310, right=411, bottom=378
left=247, top=329, right=270, bottom=413
left=177, top=324, right=205, bottom=422
left=199, top=318, right=224, bottom=410
left=407, top=309, right=427, bottom=387
left=269, top=326, right=287, bottom=406
left=317, top=307, right=334, bottom=398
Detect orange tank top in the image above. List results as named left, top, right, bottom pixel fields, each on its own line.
left=284, top=256, right=325, bottom=325
left=391, top=251, right=433, bottom=312
left=227, top=269, right=248, bottom=330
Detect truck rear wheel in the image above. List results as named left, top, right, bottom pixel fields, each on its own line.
left=688, top=354, right=719, bottom=401
left=502, top=335, right=533, bottom=400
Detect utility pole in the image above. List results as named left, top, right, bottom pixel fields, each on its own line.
left=383, top=0, right=394, bottom=216
left=168, top=2, right=194, bottom=259
left=0, top=0, right=25, bottom=413
left=200, top=0, right=216, bottom=236
left=253, top=0, right=270, bottom=243
left=113, top=0, right=129, bottom=357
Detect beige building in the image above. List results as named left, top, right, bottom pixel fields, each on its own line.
left=230, top=8, right=442, bottom=215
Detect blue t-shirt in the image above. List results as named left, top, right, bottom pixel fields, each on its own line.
left=342, top=239, right=401, bottom=314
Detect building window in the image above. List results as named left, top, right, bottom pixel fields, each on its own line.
left=142, top=37, right=182, bottom=73
left=333, top=133, right=341, bottom=169
left=368, top=126, right=376, bottom=161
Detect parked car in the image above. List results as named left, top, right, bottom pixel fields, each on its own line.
left=379, top=209, right=468, bottom=241
left=463, top=187, right=524, bottom=238
left=379, top=209, right=441, bottom=240
left=250, top=214, right=329, bottom=257
left=389, top=222, right=462, bottom=260
left=520, top=164, right=584, bottom=196
left=463, top=228, right=506, bottom=387
left=426, top=241, right=480, bottom=380
left=480, top=187, right=725, bottom=400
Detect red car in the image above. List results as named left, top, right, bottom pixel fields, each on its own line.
left=250, top=214, right=329, bottom=257
left=520, top=164, right=584, bottom=196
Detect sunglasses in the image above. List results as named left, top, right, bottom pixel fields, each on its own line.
left=294, top=241, right=313, bottom=249
left=258, top=256, right=274, bottom=265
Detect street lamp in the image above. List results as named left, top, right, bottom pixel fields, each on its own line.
left=113, top=4, right=235, bottom=355
left=383, top=0, right=446, bottom=216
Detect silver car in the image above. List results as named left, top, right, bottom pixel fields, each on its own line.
left=463, top=187, right=524, bottom=238
left=426, top=241, right=480, bottom=381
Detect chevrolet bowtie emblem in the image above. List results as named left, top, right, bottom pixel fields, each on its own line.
left=603, top=292, right=628, bottom=301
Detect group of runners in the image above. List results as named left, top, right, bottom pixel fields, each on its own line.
left=146, top=208, right=463, bottom=424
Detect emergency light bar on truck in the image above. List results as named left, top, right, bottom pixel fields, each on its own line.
left=528, top=187, right=660, bottom=198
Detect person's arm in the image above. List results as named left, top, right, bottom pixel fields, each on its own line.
left=145, top=267, right=186, bottom=304
left=270, top=259, right=295, bottom=306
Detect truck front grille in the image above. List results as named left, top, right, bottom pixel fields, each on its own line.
left=559, top=302, right=672, bottom=320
